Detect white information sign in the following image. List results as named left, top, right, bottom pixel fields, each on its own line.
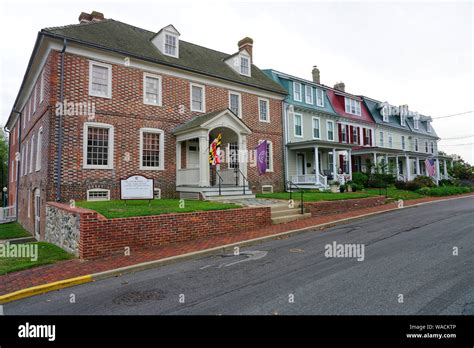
left=120, top=175, right=154, bottom=200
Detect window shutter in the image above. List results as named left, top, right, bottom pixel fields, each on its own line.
left=357, top=127, right=361, bottom=145
left=363, top=128, right=367, bottom=145
left=349, top=126, right=354, bottom=144
left=339, top=155, right=344, bottom=172
left=369, top=129, right=373, bottom=146
left=338, top=124, right=342, bottom=143
left=345, top=125, right=349, bottom=143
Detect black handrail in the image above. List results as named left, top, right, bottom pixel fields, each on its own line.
left=215, top=170, right=224, bottom=196
left=236, top=168, right=249, bottom=195
left=286, top=180, right=304, bottom=214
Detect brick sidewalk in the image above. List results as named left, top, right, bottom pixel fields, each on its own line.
left=0, top=193, right=471, bottom=296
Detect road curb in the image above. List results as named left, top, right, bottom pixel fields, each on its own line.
left=1, top=193, right=472, bottom=304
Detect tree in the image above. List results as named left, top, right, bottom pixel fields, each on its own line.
left=448, top=158, right=474, bottom=181
left=0, top=126, right=8, bottom=199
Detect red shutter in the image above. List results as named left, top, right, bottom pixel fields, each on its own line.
left=357, top=127, right=361, bottom=145
left=369, top=129, right=373, bottom=146
left=338, top=124, right=342, bottom=143
left=339, top=154, right=344, bottom=172
left=363, top=128, right=367, bottom=145
left=351, top=155, right=356, bottom=173
left=349, top=126, right=354, bottom=144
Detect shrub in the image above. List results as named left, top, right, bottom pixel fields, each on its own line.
left=352, top=172, right=368, bottom=187
left=404, top=181, right=421, bottom=191
left=339, top=185, right=345, bottom=193
left=422, top=186, right=469, bottom=196
left=351, top=183, right=363, bottom=192
left=394, top=180, right=406, bottom=190
left=413, top=175, right=435, bottom=188
left=438, top=179, right=453, bottom=186
left=416, top=187, right=431, bottom=196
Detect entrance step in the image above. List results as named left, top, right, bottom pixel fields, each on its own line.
left=270, top=204, right=311, bottom=224
left=206, top=194, right=256, bottom=201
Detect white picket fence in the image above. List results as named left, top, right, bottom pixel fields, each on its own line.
left=0, top=205, right=16, bottom=223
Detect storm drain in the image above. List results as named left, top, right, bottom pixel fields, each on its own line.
left=112, top=289, right=164, bottom=306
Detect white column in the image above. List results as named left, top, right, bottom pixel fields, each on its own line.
left=314, top=146, right=320, bottom=184
left=332, top=148, right=337, bottom=177
left=239, top=135, right=248, bottom=186
left=198, top=136, right=209, bottom=187
left=373, top=152, right=377, bottom=173
left=443, top=159, right=448, bottom=178
left=416, top=157, right=420, bottom=176
left=436, top=159, right=440, bottom=181
left=348, top=149, right=352, bottom=180
left=406, top=155, right=411, bottom=181
left=384, top=154, right=388, bottom=173
left=396, top=156, right=399, bottom=177
left=176, top=141, right=182, bottom=186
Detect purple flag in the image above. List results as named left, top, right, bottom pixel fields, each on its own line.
left=256, top=140, right=268, bottom=175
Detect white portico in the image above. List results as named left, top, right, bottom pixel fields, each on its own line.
left=173, top=108, right=254, bottom=199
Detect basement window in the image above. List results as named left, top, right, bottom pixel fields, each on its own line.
left=87, top=189, right=110, bottom=201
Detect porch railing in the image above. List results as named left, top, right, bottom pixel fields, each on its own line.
left=0, top=205, right=16, bottom=222
left=177, top=168, right=200, bottom=186
left=291, top=174, right=317, bottom=184
left=318, top=173, right=328, bottom=187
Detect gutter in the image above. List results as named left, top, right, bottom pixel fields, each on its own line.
left=56, top=38, right=67, bottom=202
left=9, top=110, right=22, bottom=219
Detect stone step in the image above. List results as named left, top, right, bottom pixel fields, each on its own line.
left=271, top=213, right=312, bottom=225
left=205, top=194, right=256, bottom=201
left=271, top=208, right=304, bottom=217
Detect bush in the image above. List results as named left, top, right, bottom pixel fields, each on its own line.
left=404, top=181, right=422, bottom=191
left=416, top=187, right=431, bottom=196
left=339, top=185, right=345, bottom=193
left=352, top=172, right=368, bottom=187
left=394, top=180, right=406, bottom=190
left=422, top=186, right=469, bottom=196
left=438, top=179, right=453, bottom=186
left=413, top=175, right=435, bottom=188
left=351, top=183, right=363, bottom=192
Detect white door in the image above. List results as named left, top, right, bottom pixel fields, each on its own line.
left=296, top=153, right=305, bottom=175
left=34, top=188, right=41, bottom=240
left=187, top=142, right=200, bottom=169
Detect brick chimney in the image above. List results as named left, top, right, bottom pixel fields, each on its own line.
left=334, top=82, right=345, bottom=92
left=79, top=11, right=105, bottom=24
left=312, top=66, right=320, bottom=84
left=238, top=37, right=253, bottom=60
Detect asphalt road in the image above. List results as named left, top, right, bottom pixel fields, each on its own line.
left=4, top=196, right=474, bottom=315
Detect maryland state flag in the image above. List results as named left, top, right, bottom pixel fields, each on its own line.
left=208, top=133, right=222, bottom=165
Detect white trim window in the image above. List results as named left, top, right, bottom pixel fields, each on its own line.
left=305, top=86, right=313, bottom=104
left=164, top=33, right=178, bottom=57
left=29, top=134, right=35, bottom=173
left=388, top=134, right=393, bottom=148
left=143, top=73, right=162, bottom=106
left=83, top=122, right=114, bottom=169
left=327, top=120, right=335, bottom=141
left=259, top=140, right=273, bottom=172
left=425, top=141, right=429, bottom=153
left=316, top=89, right=324, bottom=107
left=190, top=83, right=205, bottom=112
left=427, top=121, right=431, bottom=133
left=401, top=135, right=406, bottom=150
left=139, top=128, right=165, bottom=170
left=401, top=114, right=406, bottom=127
left=87, top=189, right=111, bottom=202
left=294, top=113, right=303, bottom=137
left=430, top=141, right=435, bottom=154
left=229, top=91, right=242, bottom=118
left=240, top=55, right=250, bottom=76
left=258, top=98, right=270, bottom=122
left=293, top=82, right=302, bottom=102
left=379, top=131, right=384, bottom=147
left=312, top=117, right=320, bottom=139
left=414, top=118, right=419, bottom=130
left=344, top=97, right=361, bottom=116
left=36, top=127, right=43, bottom=171
left=89, top=61, right=112, bottom=98
left=414, top=138, right=419, bottom=152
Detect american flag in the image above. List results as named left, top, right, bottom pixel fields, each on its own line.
left=425, top=158, right=436, bottom=177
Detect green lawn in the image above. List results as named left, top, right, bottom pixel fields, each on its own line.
left=364, top=188, right=424, bottom=200
left=257, top=191, right=372, bottom=202
left=0, top=242, right=74, bottom=275
left=76, top=199, right=241, bottom=218
left=0, top=222, right=30, bottom=240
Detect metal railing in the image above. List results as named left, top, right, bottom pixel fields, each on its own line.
left=215, top=170, right=224, bottom=196
left=236, top=168, right=249, bottom=195
left=286, top=180, right=304, bottom=214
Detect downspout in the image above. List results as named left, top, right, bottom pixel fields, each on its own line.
left=56, top=38, right=67, bottom=202
left=282, top=102, right=290, bottom=188
left=3, top=127, right=10, bottom=206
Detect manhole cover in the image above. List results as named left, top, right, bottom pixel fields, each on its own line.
left=112, top=289, right=164, bottom=306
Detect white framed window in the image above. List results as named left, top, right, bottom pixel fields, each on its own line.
left=11, top=160, right=15, bottom=183
left=143, top=73, right=162, bottom=106
left=164, top=33, right=178, bottom=57
left=190, top=83, right=205, bottom=112
left=316, top=89, right=324, bottom=107
left=240, top=55, right=250, bottom=76
left=36, top=127, right=43, bottom=171
left=326, top=120, right=334, bottom=141
left=388, top=134, right=393, bottom=148
left=89, top=61, right=112, bottom=98
left=344, top=97, right=361, bottom=116
left=29, top=134, right=35, bottom=173
left=258, top=97, right=270, bottom=122
left=430, top=141, right=434, bottom=154
left=305, top=86, right=313, bottom=104
left=401, top=135, right=406, bottom=150
left=294, top=113, right=303, bottom=137
left=414, top=138, right=419, bottom=152
left=229, top=91, right=242, bottom=118
left=427, top=121, right=431, bottom=133
left=259, top=140, right=273, bottom=172
left=21, top=147, right=25, bottom=176
left=139, top=128, right=165, bottom=170
left=87, top=189, right=110, bottom=202
left=425, top=141, right=429, bottom=153
left=39, top=70, right=44, bottom=102
left=24, top=141, right=29, bottom=175
left=379, top=131, right=384, bottom=147
left=414, top=118, right=419, bottom=130
left=382, top=106, right=389, bottom=122
left=83, top=122, right=114, bottom=169
left=312, top=117, right=320, bottom=139
left=341, top=125, right=348, bottom=143
left=293, top=82, right=302, bottom=102
left=33, top=86, right=37, bottom=114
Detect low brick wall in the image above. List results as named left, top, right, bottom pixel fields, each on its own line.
left=304, top=196, right=388, bottom=217
left=46, top=202, right=271, bottom=259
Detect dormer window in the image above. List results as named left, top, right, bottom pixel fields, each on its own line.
left=240, top=55, right=250, bottom=76
left=414, top=117, right=419, bottom=130
left=151, top=24, right=180, bottom=58
left=344, top=97, right=361, bottom=116
left=427, top=121, right=431, bottom=133
left=164, top=34, right=178, bottom=57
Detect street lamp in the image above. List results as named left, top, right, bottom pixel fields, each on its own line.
left=2, top=187, right=7, bottom=208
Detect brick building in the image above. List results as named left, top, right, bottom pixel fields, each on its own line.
left=5, top=12, right=287, bottom=238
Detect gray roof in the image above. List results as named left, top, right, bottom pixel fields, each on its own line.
left=172, top=108, right=250, bottom=134
left=41, top=20, right=287, bottom=95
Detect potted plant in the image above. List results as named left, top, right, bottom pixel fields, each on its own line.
left=329, top=181, right=339, bottom=193
left=339, top=184, right=345, bottom=193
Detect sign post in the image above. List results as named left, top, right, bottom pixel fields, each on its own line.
left=120, top=175, right=154, bottom=207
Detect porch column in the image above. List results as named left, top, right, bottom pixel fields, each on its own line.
left=396, top=156, right=399, bottom=177
left=176, top=141, right=182, bottom=186
left=198, top=135, right=209, bottom=187
left=406, top=155, right=411, bottom=181
left=240, top=135, right=248, bottom=186
left=348, top=149, right=352, bottom=180
left=373, top=152, right=377, bottom=173
left=384, top=154, right=388, bottom=173
left=416, top=157, right=420, bottom=176
left=443, top=159, right=448, bottom=178
left=314, top=146, right=320, bottom=184
left=436, top=159, right=440, bottom=181
left=332, top=148, right=337, bottom=177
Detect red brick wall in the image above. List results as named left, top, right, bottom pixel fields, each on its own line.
left=305, top=196, right=387, bottom=217
left=46, top=202, right=272, bottom=259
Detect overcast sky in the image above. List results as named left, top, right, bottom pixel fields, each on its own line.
left=1, top=0, right=472, bottom=162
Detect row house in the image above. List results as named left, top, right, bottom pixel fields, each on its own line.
left=5, top=12, right=287, bottom=237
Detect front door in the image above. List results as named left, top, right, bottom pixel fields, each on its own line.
left=187, top=141, right=200, bottom=169
left=34, top=188, right=40, bottom=240
left=296, top=153, right=305, bottom=175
